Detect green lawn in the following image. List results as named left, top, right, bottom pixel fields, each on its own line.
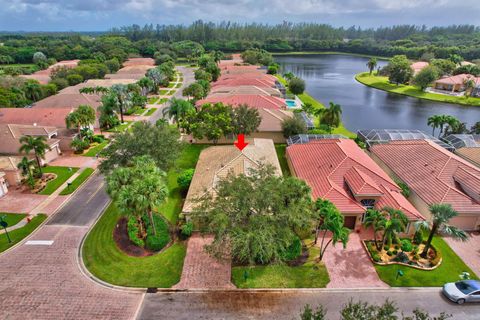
left=38, top=166, right=79, bottom=195
left=83, top=140, right=109, bottom=157
left=147, top=96, right=159, bottom=104
left=355, top=72, right=480, bottom=107
left=0, top=213, right=27, bottom=227
left=59, top=168, right=94, bottom=195
left=107, top=121, right=132, bottom=133
left=157, top=144, right=208, bottom=224
left=374, top=236, right=479, bottom=287
left=275, top=144, right=290, bottom=176
left=82, top=203, right=186, bottom=287
left=159, top=89, right=169, bottom=95
left=232, top=243, right=329, bottom=288
left=0, top=214, right=47, bottom=253
left=275, top=75, right=356, bottom=138
left=159, top=98, right=169, bottom=104
left=168, top=82, right=176, bottom=88
left=144, top=108, right=157, bottom=116
left=175, top=83, right=182, bottom=88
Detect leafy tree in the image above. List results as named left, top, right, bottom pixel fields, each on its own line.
left=366, top=58, right=378, bottom=74
left=22, top=80, right=42, bottom=102
left=463, top=79, right=476, bottom=97
left=230, top=104, right=262, bottom=135
left=196, top=79, right=211, bottom=95
left=241, top=49, right=273, bottom=66
left=184, top=103, right=233, bottom=144
left=99, top=93, right=120, bottom=130
left=106, top=155, right=168, bottom=237
left=267, top=63, right=279, bottom=75
left=313, top=198, right=349, bottom=261
left=449, top=54, right=463, bottom=66
left=319, top=102, right=342, bottom=133
left=282, top=116, right=307, bottom=138
left=191, top=164, right=313, bottom=264
left=182, top=82, right=205, bottom=101
left=158, top=61, right=175, bottom=82
left=154, top=53, right=174, bottom=65
left=146, top=68, right=167, bottom=91
left=387, top=55, right=413, bottom=85
left=105, top=58, right=120, bottom=73
left=177, top=168, right=195, bottom=191
left=99, top=121, right=182, bottom=173
left=415, top=203, right=469, bottom=258
left=288, top=77, right=306, bottom=95
left=65, top=105, right=96, bottom=137
left=32, top=51, right=47, bottom=64
left=17, top=156, right=35, bottom=189
left=18, top=135, right=49, bottom=175
left=137, top=77, right=154, bottom=96
left=162, top=98, right=195, bottom=128
left=194, top=69, right=212, bottom=82
left=204, top=61, right=221, bottom=81
left=363, top=209, right=387, bottom=251
left=413, top=66, right=439, bottom=91
left=430, top=59, right=456, bottom=76
left=381, top=207, right=408, bottom=248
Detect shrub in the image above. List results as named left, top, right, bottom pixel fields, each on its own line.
left=413, top=230, right=423, bottom=244
left=92, top=135, right=105, bottom=143
left=386, top=250, right=393, bottom=256
left=394, top=245, right=400, bottom=250
left=181, top=221, right=193, bottom=237
left=401, top=239, right=413, bottom=252
left=383, top=245, right=390, bottom=251
left=267, top=64, right=279, bottom=74
left=143, top=214, right=171, bottom=251
left=177, top=169, right=195, bottom=191
left=127, top=216, right=145, bottom=247
left=372, top=253, right=381, bottom=262
left=393, top=250, right=398, bottom=255
left=393, top=252, right=410, bottom=263
left=430, top=248, right=442, bottom=266
left=71, top=137, right=90, bottom=153
left=66, top=73, right=84, bottom=86
left=282, top=236, right=302, bottom=261
left=281, top=116, right=307, bottom=138
left=394, top=179, right=410, bottom=198
left=288, top=77, right=306, bottom=95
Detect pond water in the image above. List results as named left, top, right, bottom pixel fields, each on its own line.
left=275, top=54, right=480, bottom=133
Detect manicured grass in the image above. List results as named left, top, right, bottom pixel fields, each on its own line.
left=276, top=75, right=356, bottom=138
left=168, top=82, right=176, bottom=88
left=273, top=51, right=390, bottom=60
left=38, top=166, right=79, bottom=195
left=374, top=236, right=479, bottom=287
left=175, top=83, right=182, bottom=88
left=0, top=213, right=27, bottom=227
left=355, top=72, right=480, bottom=107
left=157, top=144, right=208, bottom=224
left=159, top=98, right=169, bottom=104
left=132, top=107, right=146, bottom=116
left=147, top=96, right=159, bottom=104
left=82, top=203, right=186, bottom=287
left=144, top=108, right=157, bottom=116
left=232, top=243, right=329, bottom=288
left=59, top=168, right=94, bottom=195
left=159, top=89, right=169, bottom=95
left=107, top=121, right=132, bottom=133
left=82, top=140, right=109, bottom=157
left=275, top=144, right=290, bottom=176
left=0, top=214, right=47, bottom=253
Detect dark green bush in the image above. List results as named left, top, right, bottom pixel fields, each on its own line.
left=143, top=214, right=170, bottom=251
left=288, top=77, right=306, bottom=95
left=393, top=252, right=410, bottom=263
left=177, top=169, right=195, bottom=191
left=413, top=230, right=423, bottom=244
left=181, top=221, right=194, bottom=237
left=383, top=245, right=389, bottom=251
left=401, top=239, right=413, bottom=252
left=127, top=216, right=144, bottom=247
left=92, top=135, right=105, bottom=143
left=393, top=250, right=398, bottom=255
left=283, top=236, right=302, bottom=261
left=387, top=250, right=393, bottom=256
left=372, top=253, right=381, bottom=262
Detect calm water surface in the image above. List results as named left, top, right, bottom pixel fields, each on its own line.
left=276, top=54, right=480, bottom=132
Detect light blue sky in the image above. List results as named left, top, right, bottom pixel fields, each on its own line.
left=1, top=0, right=479, bottom=31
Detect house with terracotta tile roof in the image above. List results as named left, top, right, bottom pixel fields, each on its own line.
left=286, top=137, right=424, bottom=231
left=210, top=85, right=283, bottom=97
left=0, top=156, right=24, bottom=188
left=0, top=124, right=61, bottom=164
left=411, top=61, right=429, bottom=75
left=196, top=94, right=287, bottom=110
left=20, top=60, right=80, bottom=84
left=182, top=138, right=282, bottom=216
left=433, top=73, right=480, bottom=93
left=369, top=140, right=480, bottom=231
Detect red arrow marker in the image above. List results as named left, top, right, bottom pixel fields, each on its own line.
left=234, top=134, right=248, bottom=151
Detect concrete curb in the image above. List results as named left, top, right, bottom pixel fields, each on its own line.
left=0, top=169, right=98, bottom=257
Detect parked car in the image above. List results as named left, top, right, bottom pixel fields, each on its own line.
left=443, top=280, right=480, bottom=304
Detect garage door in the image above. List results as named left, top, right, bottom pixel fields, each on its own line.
left=44, top=147, right=60, bottom=163
left=344, top=216, right=357, bottom=229
left=450, top=216, right=478, bottom=231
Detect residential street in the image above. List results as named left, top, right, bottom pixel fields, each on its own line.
left=139, top=289, right=480, bottom=320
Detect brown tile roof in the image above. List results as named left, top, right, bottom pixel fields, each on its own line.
left=210, top=85, right=282, bottom=97
left=287, top=139, right=423, bottom=220
left=456, top=147, right=480, bottom=167
left=370, top=140, right=480, bottom=215
left=257, top=109, right=293, bottom=132
left=0, top=108, right=72, bottom=128
left=0, top=124, right=59, bottom=155
left=122, top=58, right=155, bottom=67
left=0, top=156, right=23, bottom=171
left=183, top=139, right=282, bottom=213
left=32, top=93, right=101, bottom=110
left=434, top=74, right=480, bottom=86
left=196, top=95, right=286, bottom=110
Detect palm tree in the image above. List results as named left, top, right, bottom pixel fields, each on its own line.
left=415, top=203, right=469, bottom=258
left=137, top=77, right=154, bottom=96
left=381, top=207, right=408, bottom=248
left=464, top=79, right=475, bottom=97
left=363, top=209, right=386, bottom=251
left=427, top=115, right=442, bottom=136
left=313, top=198, right=350, bottom=261
left=110, top=84, right=132, bottom=124
left=23, top=80, right=42, bottom=102
left=18, top=135, right=49, bottom=175
left=366, top=58, right=378, bottom=75
left=320, top=102, right=342, bottom=133
left=17, top=156, right=35, bottom=189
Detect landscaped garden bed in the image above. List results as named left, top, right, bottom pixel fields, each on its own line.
left=37, top=166, right=79, bottom=195
left=363, top=238, right=441, bottom=270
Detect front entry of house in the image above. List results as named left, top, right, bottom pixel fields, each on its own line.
left=344, top=216, right=357, bottom=229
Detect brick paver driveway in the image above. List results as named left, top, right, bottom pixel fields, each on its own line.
left=444, top=232, right=480, bottom=277
left=321, top=232, right=388, bottom=288
left=0, top=173, right=143, bottom=319
left=174, top=234, right=234, bottom=289
left=0, top=190, right=47, bottom=213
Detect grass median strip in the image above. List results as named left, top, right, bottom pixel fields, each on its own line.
left=144, top=108, right=157, bottom=116
left=0, top=213, right=27, bottom=227
left=39, top=166, right=79, bottom=195
left=0, top=214, right=47, bottom=253
left=59, top=168, right=95, bottom=195
left=83, top=140, right=109, bottom=157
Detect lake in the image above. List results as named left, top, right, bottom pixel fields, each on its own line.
left=275, top=54, right=480, bottom=133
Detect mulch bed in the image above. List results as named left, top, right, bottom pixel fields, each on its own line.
left=113, top=217, right=154, bottom=257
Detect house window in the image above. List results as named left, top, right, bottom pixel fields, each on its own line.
left=360, top=199, right=376, bottom=209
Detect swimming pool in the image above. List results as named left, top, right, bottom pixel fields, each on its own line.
left=286, top=99, right=297, bottom=108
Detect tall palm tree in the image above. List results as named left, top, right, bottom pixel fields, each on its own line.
left=464, top=79, right=475, bottom=97
left=381, top=207, right=408, bottom=247
left=163, top=98, right=195, bottom=127
left=427, top=115, right=442, bottom=136
left=17, top=156, right=35, bottom=189
left=65, top=111, right=82, bottom=136
left=415, top=203, right=469, bottom=258
left=110, top=84, right=132, bottom=124
left=18, top=135, right=49, bottom=175
left=23, top=81, right=42, bottom=102
left=320, top=102, right=342, bottom=133
left=366, top=58, right=378, bottom=75
left=363, top=209, right=387, bottom=251
left=137, top=77, right=154, bottom=96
